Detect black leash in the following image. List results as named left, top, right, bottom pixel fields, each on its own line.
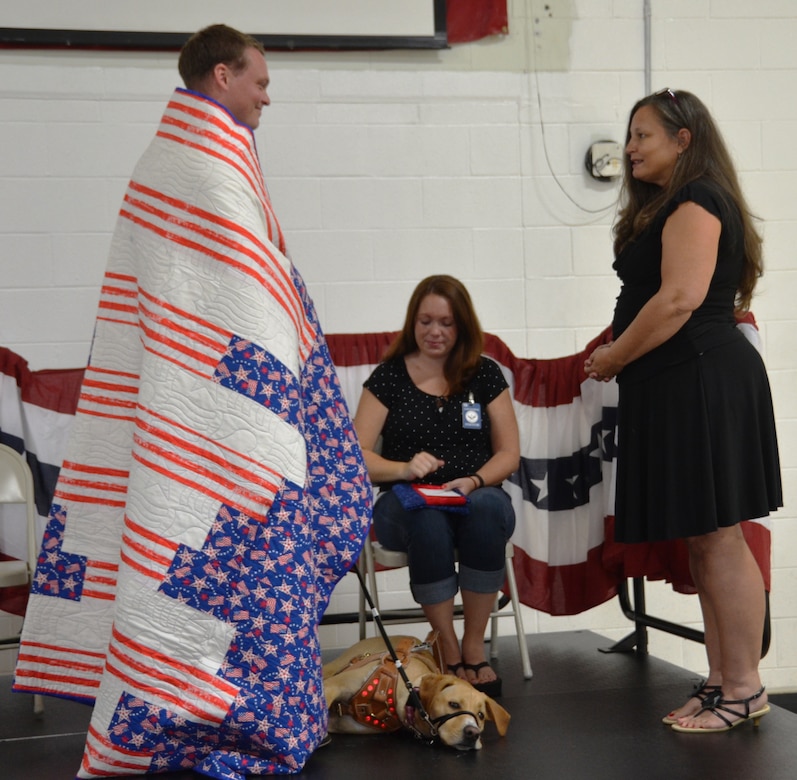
left=351, top=563, right=440, bottom=743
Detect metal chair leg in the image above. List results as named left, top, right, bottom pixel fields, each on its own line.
left=504, top=551, right=533, bottom=679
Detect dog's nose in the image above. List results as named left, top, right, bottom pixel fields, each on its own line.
left=462, top=724, right=481, bottom=744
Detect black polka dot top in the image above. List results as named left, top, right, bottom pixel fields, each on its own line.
left=363, top=355, right=508, bottom=487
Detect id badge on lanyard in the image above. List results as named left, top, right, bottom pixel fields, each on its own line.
left=461, top=392, right=482, bottom=430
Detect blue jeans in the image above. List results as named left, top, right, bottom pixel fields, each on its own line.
left=373, top=486, right=516, bottom=605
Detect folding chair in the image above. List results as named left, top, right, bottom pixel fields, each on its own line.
left=358, top=535, right=532, bottom=679
left=0, top=443, right=44, bottom=714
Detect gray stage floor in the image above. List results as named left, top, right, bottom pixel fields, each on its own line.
left=1, top=630, right=795, bottom=780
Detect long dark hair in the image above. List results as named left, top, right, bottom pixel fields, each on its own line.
left=614, top=89, right=762, bottom=312
left=383, top=275, right=484, bottom=395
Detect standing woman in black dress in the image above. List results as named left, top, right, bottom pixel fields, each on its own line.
left=585, top=89, right=782, bottom=732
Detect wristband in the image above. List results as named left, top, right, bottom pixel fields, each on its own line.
left=469, top=473, right=485, bottom=488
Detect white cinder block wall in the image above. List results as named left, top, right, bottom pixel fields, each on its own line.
left=0, top=1, right=795, bottom=690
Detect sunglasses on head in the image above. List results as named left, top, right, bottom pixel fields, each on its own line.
left=653, top=87, right=688, bottom=128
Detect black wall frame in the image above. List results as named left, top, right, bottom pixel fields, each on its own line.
left=0, top=0, right=448, bottom=52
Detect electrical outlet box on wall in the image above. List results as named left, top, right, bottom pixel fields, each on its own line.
left=585, top=141, right=623, bottom=180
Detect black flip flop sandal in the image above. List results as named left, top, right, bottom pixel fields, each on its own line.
left=463, top=662, right=502, bottom=698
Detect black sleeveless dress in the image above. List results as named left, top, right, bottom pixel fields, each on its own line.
left=611, top=178, right=782, bottom=543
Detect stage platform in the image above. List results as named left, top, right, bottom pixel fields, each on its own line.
left=1, top=630, right=795, bottom=780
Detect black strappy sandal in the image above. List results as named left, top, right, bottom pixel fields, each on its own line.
left=671, top=686, right=770, bottom=733
left=661, top=682, right=722, bottom=725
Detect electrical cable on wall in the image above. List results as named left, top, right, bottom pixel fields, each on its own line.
left=531, top=68, right=619, bottom=218
left=528, top=11, right=620, bottom=221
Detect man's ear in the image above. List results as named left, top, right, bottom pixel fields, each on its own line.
left=211, top=62, right=230, bottom=91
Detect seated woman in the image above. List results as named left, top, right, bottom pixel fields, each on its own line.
left=353, top=275, right=520, bottom=696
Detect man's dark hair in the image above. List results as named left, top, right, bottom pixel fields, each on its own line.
left=178, top=24, right=265, bottom=91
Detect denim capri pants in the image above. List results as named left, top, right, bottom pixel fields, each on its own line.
left=372, top=486, right=516, bottom=605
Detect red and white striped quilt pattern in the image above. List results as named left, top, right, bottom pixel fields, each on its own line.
left=7, top=89, right=372, bottom=779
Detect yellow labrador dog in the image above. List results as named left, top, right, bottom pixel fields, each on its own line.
left=323, top=634, right=510, bottom=750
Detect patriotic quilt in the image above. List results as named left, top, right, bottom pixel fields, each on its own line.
left=8, top=89, right=372, bottom=778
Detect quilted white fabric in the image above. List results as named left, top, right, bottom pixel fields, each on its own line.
left=13, top=89, right=372, bottom=778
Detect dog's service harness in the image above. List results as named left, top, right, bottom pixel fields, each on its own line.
left=334, top=637, right=480, bottom=744
left=346, top=566, right=484, bottom=744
